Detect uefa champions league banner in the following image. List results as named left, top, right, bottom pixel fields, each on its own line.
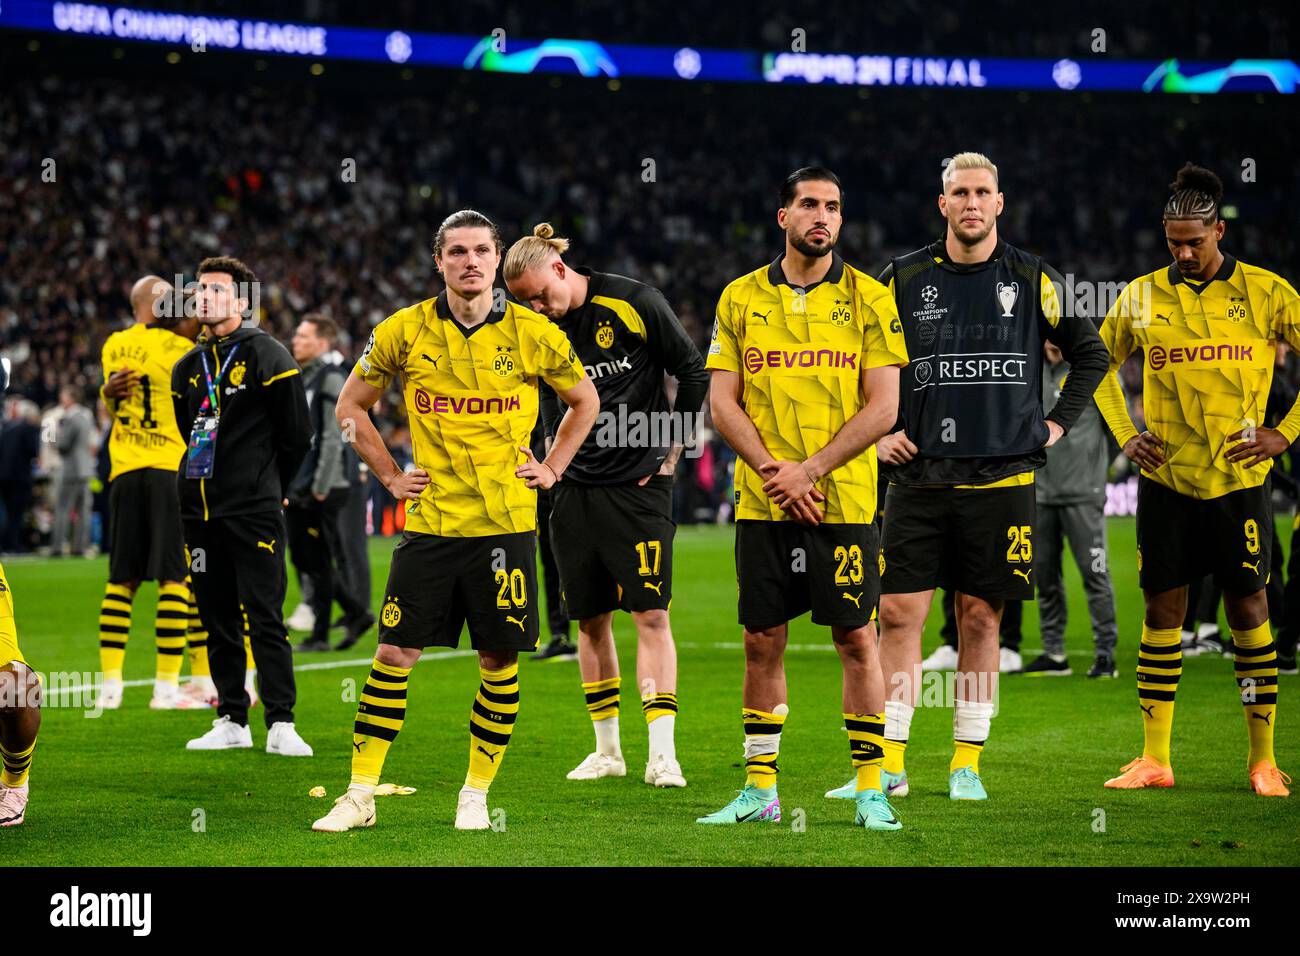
left=1, top=0, right=1297, bottom=93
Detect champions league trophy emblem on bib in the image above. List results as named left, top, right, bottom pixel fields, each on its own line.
left=996, top=281, right=1019, bottom=317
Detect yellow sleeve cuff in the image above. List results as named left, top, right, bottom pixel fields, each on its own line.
left=1094, top=371, right=1138, bottom=448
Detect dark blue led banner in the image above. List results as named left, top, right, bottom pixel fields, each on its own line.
left=1, top=0, right=1295, bottom=93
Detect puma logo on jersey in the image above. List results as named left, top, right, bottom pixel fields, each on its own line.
left=842, top=591, right=863, bottom=608
left=506, top=614, right=527, bottom=631
left=1139, top=703, right=1155, bottom=719
left=1012, top=568, right=1032, bottom=583
left=477, top=745, right=499, bottom=763
left=751, top=310, right=771, bottom=324
left=256, top=538, right=276, bottom=555
left=421, top=353, right=440, bottom=368
left=1252, top=711, right=1273, bottom=725
left=1242, top=560, right=1261, bottom=573
left=189, top=373, right=201, bottom=388
left=643, top=581, right=663, bottom=596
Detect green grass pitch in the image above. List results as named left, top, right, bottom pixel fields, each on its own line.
left=4, top=517, right=1297, bottom=866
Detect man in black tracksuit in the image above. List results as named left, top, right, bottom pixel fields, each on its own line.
left=285, top=315, right=374, bottom=653
left=171, top=257, right=313, bottom=754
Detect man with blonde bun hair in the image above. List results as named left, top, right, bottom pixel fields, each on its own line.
left=505, top=222, right=708, bottom=789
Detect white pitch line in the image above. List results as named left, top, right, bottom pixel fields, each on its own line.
left=40, top=648, right=476, bottom=699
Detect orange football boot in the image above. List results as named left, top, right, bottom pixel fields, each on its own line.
left=1104, top=755, right=1175, bottom=789
left=1248, top=762, right=1291, bottom=797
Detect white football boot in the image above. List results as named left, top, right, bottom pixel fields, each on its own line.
left=566, top=751, right=627, bottom=780
left=455, top=786, right=491, bottom=830
left=312, top=790, right=376, bottom=832
left=645, top=754, right=687, bottom=788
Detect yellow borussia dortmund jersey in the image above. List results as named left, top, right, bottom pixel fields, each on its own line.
left=357, top=291, right=586, bottom=537
left=707, top=253, right=909, bottom=523
left=101, top=323, right=193, bottom=481
left=0, top=561, right=24, bottom=669
left=1097, top=255, right=1300, bottom=499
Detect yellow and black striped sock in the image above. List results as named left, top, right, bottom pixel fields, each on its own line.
left=642, top=692, right=677, bottom=724
left=1, top=739, right=35, bottom=788
left=154, top=582, right=189, bottom=685
left=467, top=663, right=519, bottom=790
left=742, top=706, right=786, bottom=789
left=98, top=583, right=134, bottom=682
left=185, top=579, right=210, bottom=678
left=583, top=676, right=621, bottom=721
left=1137, top=624, right=1182, bottom=767
left=351, top=659, right=411, bottom=787
left=846, top=712, right=885, bottom=792
left=1231, top=621, right=1278, bottom=767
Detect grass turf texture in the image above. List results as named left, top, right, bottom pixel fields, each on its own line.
left=4, top=517, right=1297, bottom=866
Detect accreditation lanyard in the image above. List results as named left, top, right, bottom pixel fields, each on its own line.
left=185, top=342, right=241, bottom=479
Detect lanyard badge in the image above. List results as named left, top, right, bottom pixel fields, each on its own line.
left=185, top=343, right=241, bottom=479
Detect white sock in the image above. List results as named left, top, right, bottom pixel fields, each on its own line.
left=193, top=676, right=217, bottom=694
left=154, top=678, right=178, bottom=697
left=348, top=783, right=375, bottom=798
left=594, top=716, right=621, bottom=756
left=953, top=699, right=994, bottom=743
left=245, top=671, right=257, bottom=688
left=884, top=700, right=915, bottom=742
left=647, top=714, right=676, bottom=762
left=101, top=678, right=122, bottom=692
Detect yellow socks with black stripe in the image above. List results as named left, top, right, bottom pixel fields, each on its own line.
left=951, top=699, right=993, bottom=774
left=98, top=583, right=134, bottom=682
left=883, top=700, right=914, bottom=775
left=742, top=704, right=787, bottom=791
left=642, top=690, right=678, bottom=761
left=1, top=740, right=35, bottom=788
left=1137, top=624, right=1182, bottom=767
left=583, top=676, right=622, bottom=755
left=467, top=663, right=519, bottom=791
left=349, top=659, right=410, bottom=793
left=846, top=712, right=885, bottom=792
left=1231, top=621, right=1278, bottom=767
left=154, top=582, right=189, bottom=690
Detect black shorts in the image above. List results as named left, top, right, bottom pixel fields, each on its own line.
left=880, top=481, right=1037, bottom=601
left=549, top=476, right=675, bottom=619
left=108, top=468, right=187, bottom=583
left=377, top=530, right=540, bottom=652
left=734, top=520, right=880, bottom=631
left=1137, top=475, right=1272, bottom=593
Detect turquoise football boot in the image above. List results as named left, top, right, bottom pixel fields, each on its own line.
left=949, top=766, right=988, bottom=801
left=696, top=784, right=781, bottom=824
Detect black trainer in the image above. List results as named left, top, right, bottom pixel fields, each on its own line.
left=335, top=611, right=376, bottom=651
left=533, top=635, right=578, bottom=661
left=1022, top=653, right=1072, bottom=676
left=294, top=639, right=331, bottom=653
left=1087, top=652, right=1118, bottom=679
left=1277, top=652, right=1298, bottom=676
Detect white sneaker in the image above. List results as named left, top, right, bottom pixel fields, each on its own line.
left=179, top=680, right=217, bottom=708
left=0, top=783, right=28, bottom=827
left=312, top=790, right=375, bottom=832
left=566, top=751, right=627, bottom=780
left=287, top=603, right=316, bottom=632
left=95, top=679, right=123, bottom=711
left=920, top=644, right=959, bottom=672
left=454, top=786, right=491, bottom=830
left=266, top=721, right=313, bottom=756
left=645, top=753, right=686, bottom=788
left=186, top=715, right=253, bottom=750
left=999, top=647, right=1023, bottom=673
left=150, top=683, right=207, bottom=710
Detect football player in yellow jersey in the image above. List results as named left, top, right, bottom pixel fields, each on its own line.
left=0, top=361, right=40, bottom=827
left=312, top=210, right=598, bottom=833
left=698, top=167, right=910, bottom=832
left=96, top=275, right=212, bottom=711
left=1096, top=164, right=1297, bottom=797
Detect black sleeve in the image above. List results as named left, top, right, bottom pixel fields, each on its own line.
left=539, top=380, right=562, bottom=438
left=641, top=287, right=708, bottom=433
left=262, top=341, right=313, bottom=494
left=875, top=261, right=896, bottom=287
left=171, top=359, right=191, bottom=440
left=1040, top=262, right=1109, bottom=434
left=874, top=261, right=904, bottom=433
